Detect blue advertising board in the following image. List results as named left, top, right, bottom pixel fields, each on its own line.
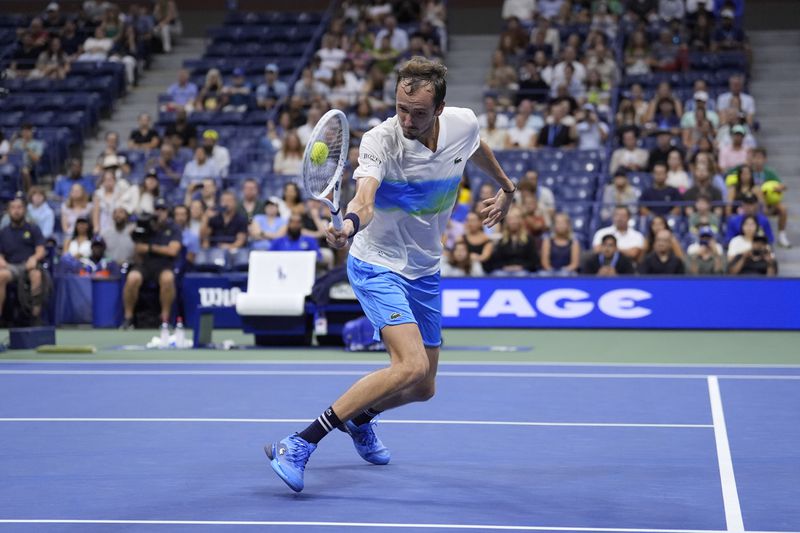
left=183, top=273, right=800, bottom=331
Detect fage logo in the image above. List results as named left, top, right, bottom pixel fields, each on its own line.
left=442, top=288, right=653, bottom=320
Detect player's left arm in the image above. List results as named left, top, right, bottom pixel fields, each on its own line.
left=469, top=139, right=516, bottom=228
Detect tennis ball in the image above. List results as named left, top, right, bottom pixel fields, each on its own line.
left=762, top=181, right=783, bottom=206
left=310, top=141, right=329, bottom=165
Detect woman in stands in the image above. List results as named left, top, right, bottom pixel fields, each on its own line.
left=132, top=173, right=160, bottom=215
left=61, top=183, right=93, bottom=236
left=485, top=207, right=540, bottom=276
left=461, top=211, right=494, bottom=271
left=642, top=215, right=684, bottom=262
left=249, top=200, right=287, bottom=251
left=348, top=98, right=377, bottom=141
left=441, top=240, right=484, bottom=277
left=273, top=131, right=303, bottom=176
left=187, top=199, right=205, bottom=238
left=30, top=37, right=70, bottom=80
left=26, top=186, right=55, bottom=240
left=278, top=182, right=305, bottom=219
left=726, top=164, right=763, bottom=216
left=540, top=213, right=581, bottom=275
left=196, top=69, right=226, bottom=112
left=666, top=149, right=691, bottom=192
left=727, top=215, right=760, bottom=259
left=153, top=0, right=181, bottom=53
left=63, top=217, right=93, bottom=261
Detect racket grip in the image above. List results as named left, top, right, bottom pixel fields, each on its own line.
left=331, top=211, right=343, bottom=230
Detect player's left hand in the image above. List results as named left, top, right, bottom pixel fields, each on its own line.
left=480, top=189, right=514, bottom=228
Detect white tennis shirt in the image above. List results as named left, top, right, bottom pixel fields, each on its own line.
left=349, top=106, right=482, bottom=279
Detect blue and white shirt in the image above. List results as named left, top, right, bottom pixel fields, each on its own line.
left=350, top=107, right=481, bottom=279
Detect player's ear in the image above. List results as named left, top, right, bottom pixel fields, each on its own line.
left=434, top=100, right=445, bottom=116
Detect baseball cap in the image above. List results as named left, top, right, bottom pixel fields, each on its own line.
left=698, top=226, right=714, bottom=238
left=154, top=197, right=168, bottom=210
left=232, top=67, right=245, bottom=77
left=202, top=129, right=219, bottom=140
left=721, top=8, right=735, bottom=18
left=76, top=215, right=89, bottom=223
left=731, top=124, right=747, bottom=135
left=265, top=63, right=279, bottom=73
left=582, top=102, right=596, bottom=113
left=740, top=192, right=758, bottom=204
left=145, top=168, right=158, bottom=178
left=91, top=235, right=106, bottom=246
left=693, top=90, right=709, bottom=102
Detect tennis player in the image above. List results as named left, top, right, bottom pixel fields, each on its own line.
left=265, top=57, right=516, bottom=492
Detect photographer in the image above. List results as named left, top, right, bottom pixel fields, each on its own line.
left=120, top=198, right=182, bottom=329
left=728, top=235, right=777, bottom=276
left=686, top=226, right=725, bottom=275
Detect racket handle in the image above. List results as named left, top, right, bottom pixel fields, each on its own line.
left=331, top=211, right=343, bottom=230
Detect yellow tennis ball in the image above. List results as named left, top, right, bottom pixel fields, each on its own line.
left=761, top=181, right=783, bottom=206
left=310, top=141, right=329, bottom=165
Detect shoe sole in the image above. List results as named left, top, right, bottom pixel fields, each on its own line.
left=263, top=443, right=303, bottom=493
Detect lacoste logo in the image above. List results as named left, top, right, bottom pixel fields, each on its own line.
left=278, top=447, right=285, bottom=455
left=454, top=157, right=463, bottom=164
left=390, top=312, right=401, bottom=320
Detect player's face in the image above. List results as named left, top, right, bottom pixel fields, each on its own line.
left=395, top=81, right=443, bottom=141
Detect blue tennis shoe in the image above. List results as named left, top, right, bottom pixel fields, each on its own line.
left=264, top=433, right=317, bottom=492
left=344, top=419, right=391, bottom=465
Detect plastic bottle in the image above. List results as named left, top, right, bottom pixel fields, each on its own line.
left=174, top=317, right=185, bottom=347
left=160, top=321, right=170, bottom=345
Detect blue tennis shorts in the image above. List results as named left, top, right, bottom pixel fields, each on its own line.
left=347, top=255, right=442, bottom=347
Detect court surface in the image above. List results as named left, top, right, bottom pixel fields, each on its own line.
left=0, top=329, right=798, bottom=532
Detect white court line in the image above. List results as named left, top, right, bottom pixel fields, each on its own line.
left=0, top=521, right=793, bottom=532
left=707, top=376, right=744, bottom=532
left=1, top=369, right=799, bottom=380
left=0, top=418, right=712, bottom=429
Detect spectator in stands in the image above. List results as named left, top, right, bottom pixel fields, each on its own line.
left=54, top=159, right=95, bottom=201
left=516, top=60, right=550, bottom=106
left=7, top=34, right=41, bottom=80
left=639, top=229, right=685, bottom=274
left=348, top=98, right=380, bottom=141
left=26, top=186, right=54, bottom=240
left=576, top=103, right=609, bottom=151
left=43, top=2, right=65, bottom=29
left=688, top=195, right=721, bottom=236
left=11, top=123, right=44, bottom=190
left=642, top=215, right=684, bottom=260
left=593, top=206, right=645, bottom=262
left=0, top=132, right=9, bottom=164
left=195, top=68, right=225, bottom=111
left=536, top=101, right=575, bottom=148
left=187, top=199, right=205, bottom=238
left=297, top=107, right=323, bottom=146
left=273, top=131, right=304, bottom=176
left=462, top=211, right=494, bottom=269
left=552, top=63, right=585, bottom=101
left=374, top=15, right=409, bottom=53
left=651, top=28, right=682, bottom=72
left=148, top=143, right=184, bottom=191
left=519, top=182, right=549, bottom=239
left=172, top=204, right=199, bottom=264
left=29, top=37, right=70, bottom=80
left=712, top=6, right=749, bottom=53
left=716, top=107, right=755, bottom=149
left=659, top=0, right=685, bottom=21
left=610, top=129, right=648, bottom=174
left=269, top=213, right=322, bottom=261
left=221, top=67, right=251, bottom=113
left=749, top=148, right=791, bottom=248
left=94, top=132, right=123, bottom=174
left=256, top=63, right=289, bottom=111
left=128, top=113, right=161, bottom=151
left=164, top=108, right=197, bottom=150
left=647, top=130, right=677, bottom=171
left=540, top=212, right=581, bottom=274
left=441, top=240, right=484, bottom=277
left=552, top=46, right=586, bottom=87
left=718, top=74, right=755, bottom=122
left=318, top=34, right=347, bottom=72
left=640, top=163, right=681, bottom=217
left=645, top=81, right=683, bottom=122
left=0, top=194, right=47, bottom=321
left=480, top=111, right=508, bottom=151
left=294, top=67, right=330, bottom=104
left=121, top=198, right=181, bottom=329
left=582, top=234, right=636, bottom=276
left=505, top=112, right=536, bottom=149
left=726, top=164, right=762, bottom=215
left=181, top=147, right=220, bottom=190
left=582, top=69, right=611, bottom=112
left=686, top=225, right=725, bottom=275
left=623, top=29, right=653, bottom=76
left=681, top=91, right=720, bottom=133
left=92, top=169, right=134, bottom=235
left=78, top=26, right=137, bottom=86
left=485, top=207, right=539, bottom=275
left=521, top=170, right=556, bottom=217
left=601, top=171, right=640, bottom=222
left=101, top=207, right=135, bottom=265
left=201, top=130, right=230, bottom=178
left=153, top=0, right=181, bottom=53
left=728, top=234, right=776, bottom=276
left=249, top=200, right=286, bottom=251
left=727, top=194, right=773, bottom=245
left=665, top=149, right=691, bottom=192
left=645, top=97, right=682, bottom=137
left=684, top=163, right=724, bottom=216
left=486, top=50, right=518, bottom=109
left=237, top=178, right=264, bottom=223
left=132, top=172, right=160, bottom=215
left=477, top=96, right=510, bottom=129
left=165, top=69, right=198, bottom=112
left=58, top=19, right=82, bottom=57
left=63, top=216, right=93, bottom=261
left=201, top=190, right=247, bottom=251
left=61, top=183, right=92, bottom=236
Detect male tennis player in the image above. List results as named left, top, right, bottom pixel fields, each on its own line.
left=265, top=57, right=516, bottom=492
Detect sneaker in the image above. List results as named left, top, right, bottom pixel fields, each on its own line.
left=778, top=233, right=792, bottom=248
left=264, top=434, right=317, bottom=492
left=344, top=419, right=391, bottom=465
left=119, top=318, right=134, bottom=330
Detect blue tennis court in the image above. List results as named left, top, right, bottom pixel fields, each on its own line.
left=0, top=360, right=798, bottom=532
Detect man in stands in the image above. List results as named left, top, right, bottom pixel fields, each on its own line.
left=164, top=108, right=197, bottom=150
left=11, top=123, right=44, bottom=190
left=592, top=206, right=645, bottom=263
left=101, top=206, right=135, bottom=265
left=237, top=178, right=264, bottom=223
left=728, top=234, right=777, bottom=276
left=640, top=163, right=681, bottom=217
left=201, top=190, right=247, bottom=252
left=717, top=74, right=755, bottom=122
left=0, top=193, right=47, bottom=322
left=121, top=198, right=182, bottom=330
left=256, top=63, right=288, bottom=111
left=53, top=158, right=95, bottom=200
left=639, top=229, right=685, bottom=274
left=374, top=15, right=408, bottom=53
left=536, top=100, right=575, bottom=148
left=582, top=235, right=636, bottom=276
left=750, top=148, right=790, bottom=248
left=165, top=68, right=198, bottom=112
left=684, top=162, right=724, bottom=216
left=610, top=128, right=648, bottom=174
left=201, top=130, right=230, bottom=178
left=181, top=147, right=220, bottom=190
left=270, top=213, right=322, bottom=262
left=128, top=112, right=161, bottom=151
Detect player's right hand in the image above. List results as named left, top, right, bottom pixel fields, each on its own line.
left=326, top=219, right=353, bottom=249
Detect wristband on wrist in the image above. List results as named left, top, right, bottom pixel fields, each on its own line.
left=343, top=212, right=360, bottom=238
left=503, top=185, right=517, bottom=194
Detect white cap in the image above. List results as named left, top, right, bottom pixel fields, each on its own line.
left=693, top=90, right=709, bottom=102
left=46, top=2, right=59, bottom=10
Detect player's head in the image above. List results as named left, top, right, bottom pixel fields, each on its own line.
left=395, top=56, right=447, bottom=141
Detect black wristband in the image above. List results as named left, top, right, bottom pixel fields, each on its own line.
left=344, top=213, right=360, bottom=238
left=503, top=185, right=517, bottom=194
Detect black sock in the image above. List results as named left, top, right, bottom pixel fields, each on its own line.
left=351, top=408, right=382, bottom=427
left=298, top=406, right=343, bottom=444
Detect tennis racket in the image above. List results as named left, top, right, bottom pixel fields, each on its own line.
left=301, top=108, right=350, bottom=230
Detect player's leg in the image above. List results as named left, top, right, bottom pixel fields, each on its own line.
left=158, top=269, right=176, bottom=323
left=368, top=345, right=439, bottom=413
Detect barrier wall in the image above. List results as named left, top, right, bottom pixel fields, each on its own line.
left=183, top=274, right=800, bottom=331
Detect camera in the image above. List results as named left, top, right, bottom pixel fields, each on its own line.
left=131, top=213, right=157, bottom=243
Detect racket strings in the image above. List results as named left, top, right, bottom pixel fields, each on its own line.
left=304, top=117, right=345, bottom=198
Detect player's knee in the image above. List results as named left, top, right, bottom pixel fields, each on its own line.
left=395, top=358, right=429, bottom=388
left=412, top=380, right=435, bottom=402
